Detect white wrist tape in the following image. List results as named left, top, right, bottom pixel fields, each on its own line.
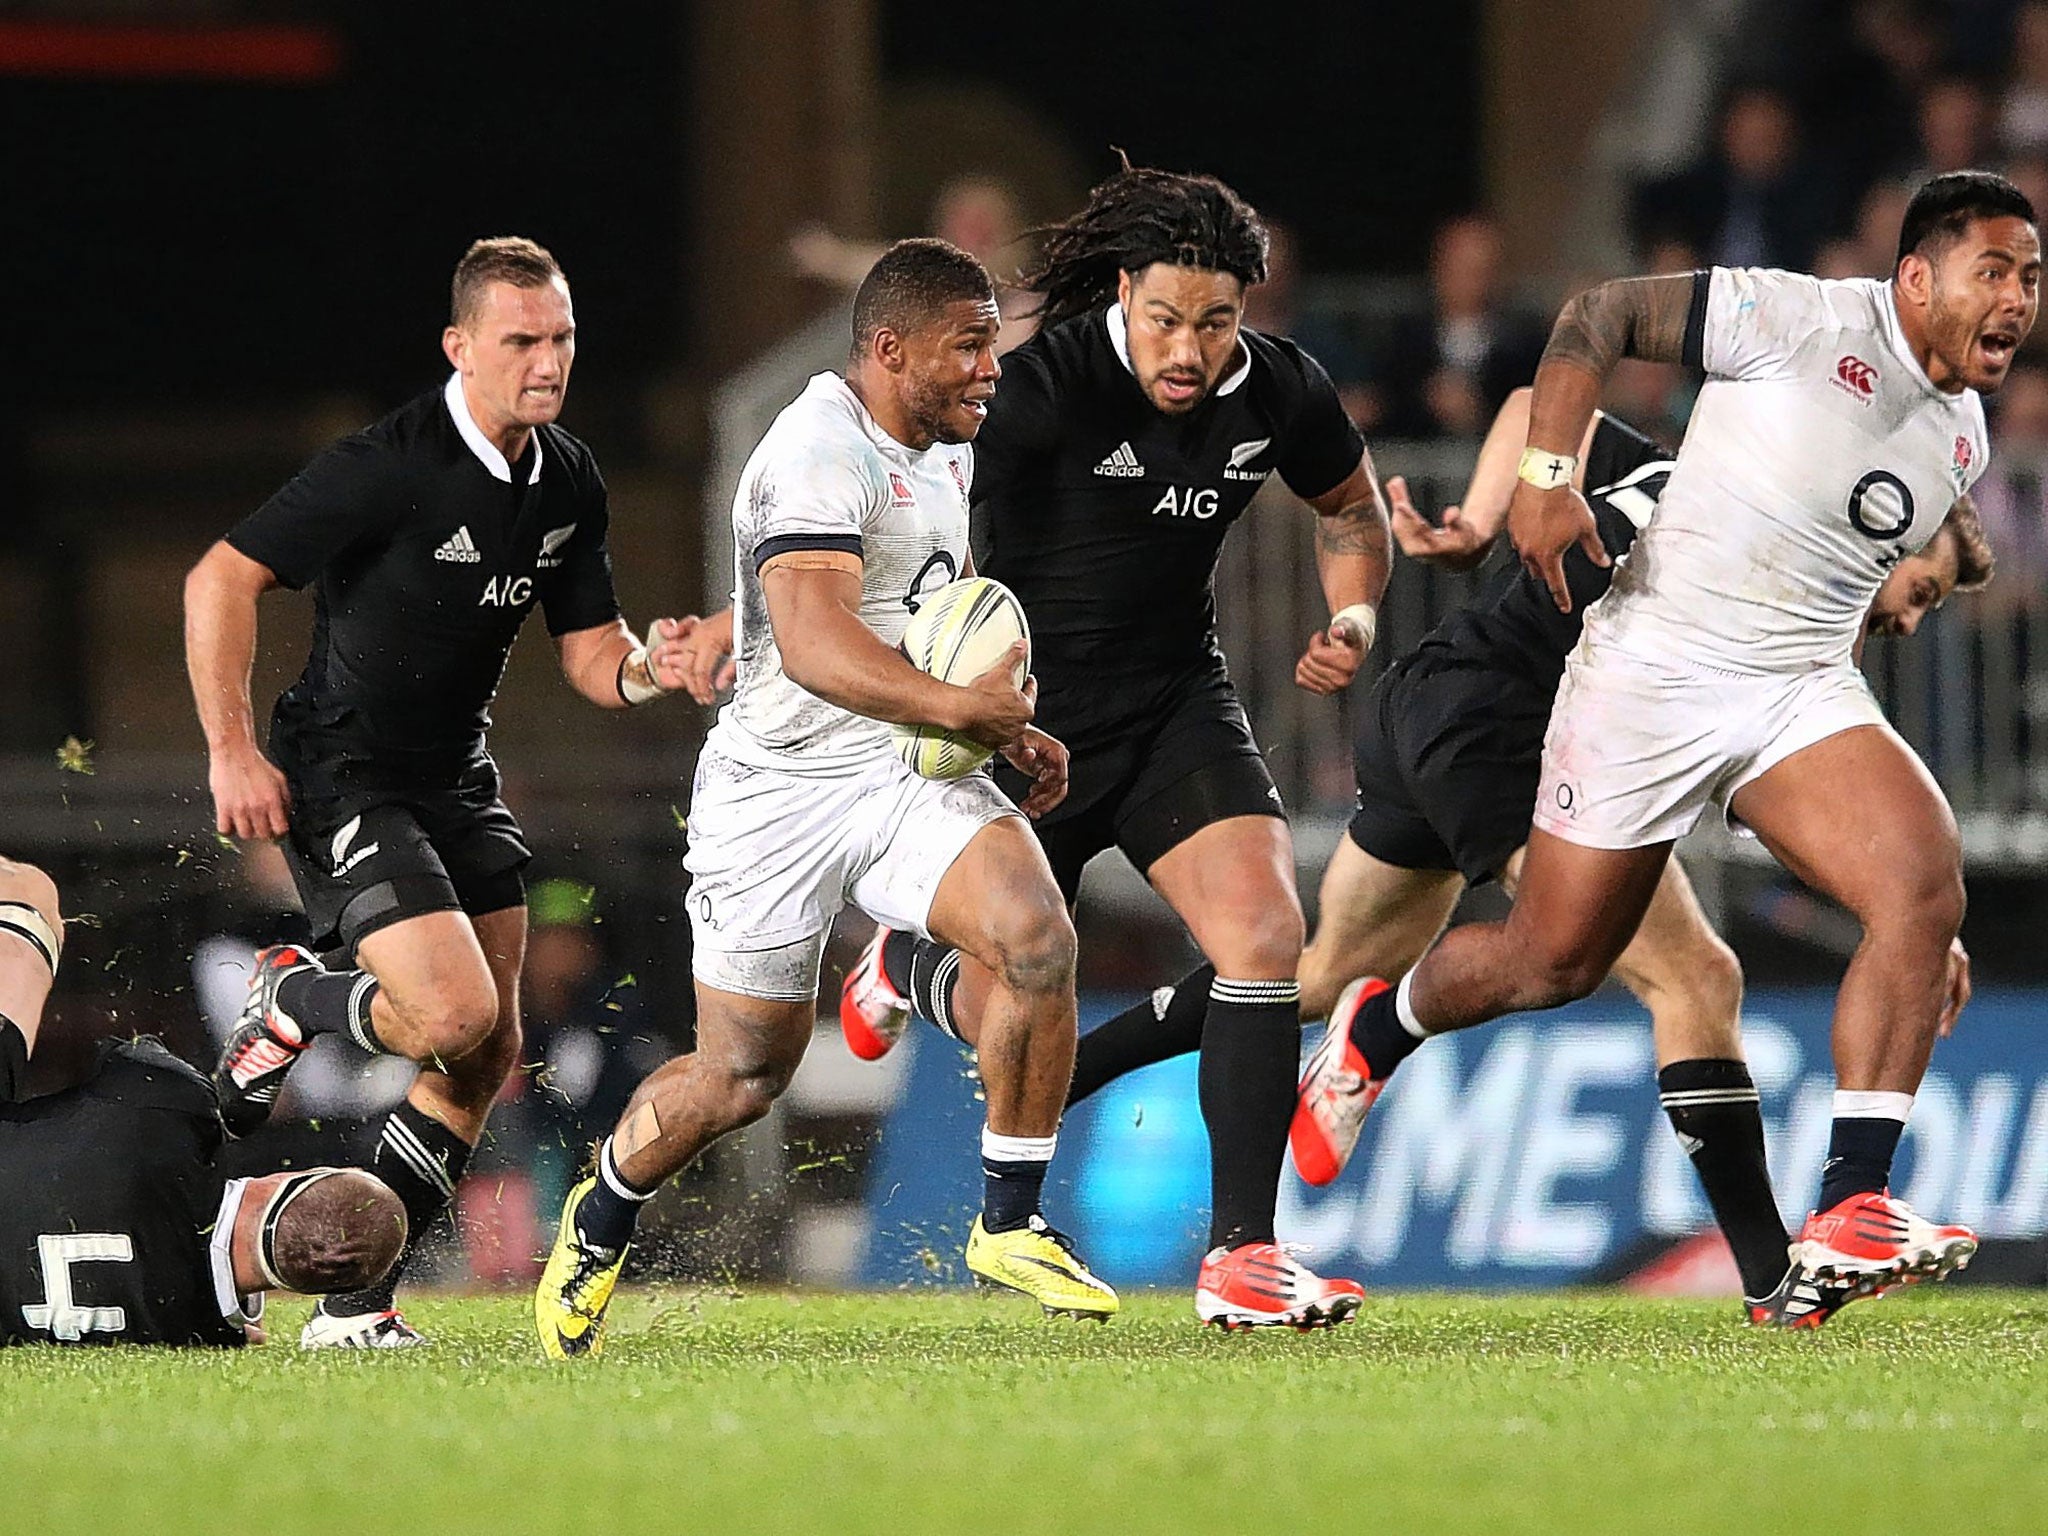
left=1330, top=603, right=1378, bottom=652
left=617, top=646, right=668, bottom=706
left=0, top=902, right=60, bottom=978
left=1517, top=446, right=1577, bottom=491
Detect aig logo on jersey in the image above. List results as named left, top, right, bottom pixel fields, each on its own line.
left=480, top=576, right=534, bottom=607
left=1832, top=355, right=1879, bottom=400
left=1152, top=486, right=1221, bottom=519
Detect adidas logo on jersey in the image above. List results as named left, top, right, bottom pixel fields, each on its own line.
left=434, top=526, right=482, bottom=563
left=1093, top=442, right=1145, bottom=478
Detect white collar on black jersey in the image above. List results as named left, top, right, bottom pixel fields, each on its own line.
left=443, top=372, right=545, bottom=484
left=1105, top=303, right=1253, bottom=398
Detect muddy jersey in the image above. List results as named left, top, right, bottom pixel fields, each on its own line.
left=712, top=371, right=974, bottom=776
left=1580, top=268, right=1988, bottom=675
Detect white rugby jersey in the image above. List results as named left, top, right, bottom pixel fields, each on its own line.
left=712, top=371, right=973, bottom=774
left=1580, top=268, right=1988, bottom=674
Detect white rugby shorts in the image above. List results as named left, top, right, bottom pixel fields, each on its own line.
left=684, top=744, right=1019, bottom=1001
left=1531, top=652, right=1889, bottom=850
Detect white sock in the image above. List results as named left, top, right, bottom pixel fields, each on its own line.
left=1393, top=971, right=1428, bottom=1039
left=1832, top=1089, right=1914, bottom=1122
left=980, top=1128, right=1057, bottom=1165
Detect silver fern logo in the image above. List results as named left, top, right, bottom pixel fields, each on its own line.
left=330, top=815, right=381, bottom=876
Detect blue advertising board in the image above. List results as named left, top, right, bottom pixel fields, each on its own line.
left=856, top=988, right=2048, bottom=1289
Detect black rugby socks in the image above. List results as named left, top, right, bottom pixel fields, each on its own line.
left=981, top=1129, right=1055, bottom=1233
left=275, top=963, right=386, bottom=1053
left=1657, top=1059, right=1790, bottom=1299
left=1817, top=1093, right=1912, bottom=1212
left=887, top=934, right=964, bottom=1039
left=574, top=1136, right=655, bottom=1254
left=1067, top=964, right=1216, bottom=1106
left=326, top=1101, right=471, bottom=1314
left=1346, top=975, right=1428, bottom=1080
left=1200, top=977, right=1302, bottom=1250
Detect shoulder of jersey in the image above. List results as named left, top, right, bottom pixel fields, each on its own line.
left=1240, top=326, right=1321, bottom=397
left=536, top=421, right=600, bottom=482
left=367, top=385, right=448, bottom=447
left=86, top=1037, right=217, bottom=1118
left=1011, top=311, right=1108, bottom=388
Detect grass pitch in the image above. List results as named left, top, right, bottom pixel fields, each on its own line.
left=4, top=1287, right=2045, bottom=1535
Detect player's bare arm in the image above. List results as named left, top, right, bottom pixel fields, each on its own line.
left=761, top=552, right=1033, bottom=747
left=1297, top=452, right=1393, bottom=695
left=1391, top=391, right=1611, bottom=571
left=182, top=539, right=291, bottom=841
left=555, top=616, right=691, bottom=709
left=1514, top=273, right=1698, bottom=613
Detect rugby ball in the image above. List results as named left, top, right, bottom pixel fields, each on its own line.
left=891, top=576, right=1031, bottom=780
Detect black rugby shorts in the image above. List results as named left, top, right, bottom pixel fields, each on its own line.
left=1346, top=651, right=1555, bottom=886
left=279, top=762, right=530, bottom=955
left=994, top=664, right=1282, bottom=903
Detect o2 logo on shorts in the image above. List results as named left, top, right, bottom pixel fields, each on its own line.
left=1552, top=781, right=1582, bottom=818
left=694, top=890, right=720, bottom=931
left=902, top=550, right=959, bottom=614
left=1846, top=469, right=1915, bottom=541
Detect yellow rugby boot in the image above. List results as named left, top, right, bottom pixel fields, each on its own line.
left=965, top=1214, right=1119, bottom=1321
left=535, top=1177, right=630, bottom=1360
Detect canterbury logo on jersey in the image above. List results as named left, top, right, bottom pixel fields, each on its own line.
left=1094, top=442, right=1145, bottom=477
left=330, top=815, right=381, bottom=876
left=434, top=526, right=482, bottom=563
left=1223, top=436, right=1272, bottom=480
left=536, top=523, right=577, bottom=569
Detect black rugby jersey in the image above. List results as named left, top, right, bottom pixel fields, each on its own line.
left=1, top=1040, right=247, bottom=1347
left=970, top=307, right=1364, bottom=678
left=1416, top=415, right=1673, bottom=688
left=227, top=376, right=623, bottom=788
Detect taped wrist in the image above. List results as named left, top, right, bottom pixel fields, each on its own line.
left=616, top=646, right=668, bottom=706
left=0, top=902, right=60, bottom=978
left=1330, top=602, right=1378, bottom=652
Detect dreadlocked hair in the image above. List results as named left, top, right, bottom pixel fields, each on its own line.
left=1022, top=157, right=1269, bottom=332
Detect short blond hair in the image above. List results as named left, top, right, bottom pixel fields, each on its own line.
left=450, top=236, right=564, bottom=329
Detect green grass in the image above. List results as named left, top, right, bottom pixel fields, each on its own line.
left=4, top=1287, right=2046, bottom=1535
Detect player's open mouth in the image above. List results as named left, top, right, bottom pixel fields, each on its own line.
left=523, top=385, right=560, bottom=399
left=1977, top=332, right=2017, bottom=367
left=961, top=397, right=989, bottom=419
left=1158, top=375, right=1203, bottom=401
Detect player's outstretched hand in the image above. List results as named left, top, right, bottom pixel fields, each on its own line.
left=1000, top=726, right=1070, bottom=818
left=210, top=743, right=291, bottom=842
left=1296, top=622, right=1369, bottom=695
left=650, top=613, right=736, bottom=704
left=1939, top=936, right=1973, bottom=1038
left=1388, top=475, right=1491, bottom=569
left=955, top=642, right=1036, bottom=749
left=1508, top=480, right=1608, bottom=615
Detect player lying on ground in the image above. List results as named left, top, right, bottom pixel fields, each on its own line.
left=0, top=857, right=405, bottom=1347
left=185, top=237, right=697, bottom=1348
left=533, top=239, right=1115, bottom=1360
left=1309, top=170, right=2039, bottom=1305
